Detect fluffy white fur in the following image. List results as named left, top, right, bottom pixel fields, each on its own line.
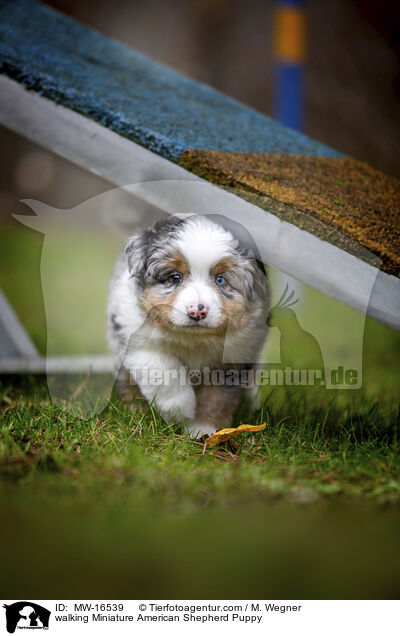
left=108, top=214, right=268, bottom=437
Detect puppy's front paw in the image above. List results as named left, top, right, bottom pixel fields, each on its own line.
left=185, top=421, right=217, bottom=439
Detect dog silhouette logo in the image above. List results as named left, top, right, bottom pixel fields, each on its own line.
left=3, top=602, right=50, bottom=633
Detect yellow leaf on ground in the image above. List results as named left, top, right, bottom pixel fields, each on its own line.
left=205, top=423, right=267, bottom=449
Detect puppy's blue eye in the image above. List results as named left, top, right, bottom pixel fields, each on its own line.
left=168, top=273, right=182, bottom=285
left=215, top=275, right=225, bottom=286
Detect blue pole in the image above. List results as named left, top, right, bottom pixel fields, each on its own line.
left=274, top=0, right=305, bottom=131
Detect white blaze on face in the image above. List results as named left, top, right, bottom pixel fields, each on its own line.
left=171, top=217, right=234, bottom=328
left=172, top=279, right=221, bottom=327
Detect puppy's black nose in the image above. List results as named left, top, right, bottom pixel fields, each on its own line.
left=187, top=303, right=208, bottom=321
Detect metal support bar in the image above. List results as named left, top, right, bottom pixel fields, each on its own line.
left=0, top=288, right=39, bottom=360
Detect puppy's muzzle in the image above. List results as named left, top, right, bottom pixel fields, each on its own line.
left=187, top=303, right=208, bottom=322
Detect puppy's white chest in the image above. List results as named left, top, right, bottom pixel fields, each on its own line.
left=165, top=337, right=224, bottom=369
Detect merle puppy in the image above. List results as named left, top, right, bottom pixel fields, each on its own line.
left=108, top=214, right=268, bottom=437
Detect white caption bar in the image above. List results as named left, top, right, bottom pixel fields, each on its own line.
left=1, top=600, right=398, bottom=636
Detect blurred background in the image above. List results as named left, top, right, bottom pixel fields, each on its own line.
left=1, top=1, right=399, bottom=601
left=0, top=0, right=399, bottom=364
left=41, top=0, right=400, bottom=176
left=1, top=0, right=400, bottom=217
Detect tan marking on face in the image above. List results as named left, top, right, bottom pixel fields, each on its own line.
left=140, top=287, right=177, bottom=330
left=216, top=293, right=249, bottom=335
left=211, top=257, right=249, bottom=334
left=166, top=253, right=188, bottom=275
left=210, top=257, right=235, bottom=277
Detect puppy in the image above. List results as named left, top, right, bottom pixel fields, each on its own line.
left=108, top=214, right=268, bottom=437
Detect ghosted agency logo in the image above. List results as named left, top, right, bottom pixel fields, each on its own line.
left=2, top=603, right=50, bottom=633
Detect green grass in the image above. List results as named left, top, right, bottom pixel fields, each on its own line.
left=1, top=222, right=400, bottom=599
left=1, top=370, right=399, bottom=599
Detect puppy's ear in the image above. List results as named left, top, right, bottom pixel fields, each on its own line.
left=124, top=230, right=150, bottom=280
left=240, top=251, right=267, bottom=302
left=253, top=259, right=268, bottom=300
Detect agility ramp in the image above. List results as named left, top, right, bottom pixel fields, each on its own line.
left=0, top=0, right=399, bottom=373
